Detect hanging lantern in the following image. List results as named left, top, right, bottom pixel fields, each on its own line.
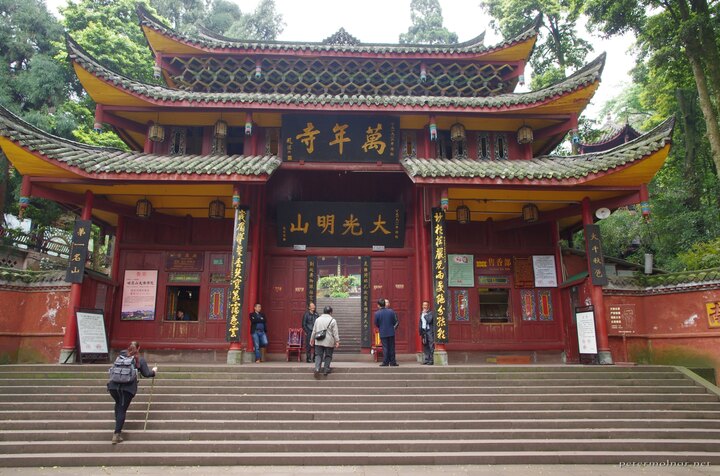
left=232, top=193, right=241, bottom=209
left=456, top=204, right=470, bottom=224
left=522, top=203, right=539, bottom=223
left=245, top=112, right=253, bottom=136
left=450, top=123, right=466, bottom=142
left=420, top=63, right=427, bottom=83
left=518, top=73, right=525, bottom=86
left=214, top=119, right=228, bottom=139
left=517, top=125, right=533, bottom=144
left=135, top=198, right=153, bottom=219
left=208, top=199, right=226, bottom=219
left=153, top=64, right=162, bottom=79
left=440, top=189, right=449, bottom=211
left=148, top=123, right=165, bottom=143
left=255, top=59, right=262, bottom=79
left=429, top=115, right=437, bottom=141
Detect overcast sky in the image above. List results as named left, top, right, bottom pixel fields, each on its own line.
left=46, top=0, right=635, bottom=121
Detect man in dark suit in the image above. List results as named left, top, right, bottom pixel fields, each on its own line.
left=374, top=298, right=398, bottom=367
left=419, top=300, right=434, bottom=365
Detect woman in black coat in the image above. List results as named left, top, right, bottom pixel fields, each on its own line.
left=107, top=341, right=157, bottom=444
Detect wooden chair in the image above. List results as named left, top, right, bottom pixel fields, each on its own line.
left=286, top=328, right=304, bottom=361
left=370, top=329, right=383, bottom=362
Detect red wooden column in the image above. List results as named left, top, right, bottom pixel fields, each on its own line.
left=581, top=197, right=613, bottom=364
left=412, top=189, right=424, bottom=357
left=245, top=187, right=264, bottom=357
left=59, top=190, right=94, bottom=364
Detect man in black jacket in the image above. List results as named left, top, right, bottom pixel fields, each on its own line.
left=302, top=302, right=319, bottom=363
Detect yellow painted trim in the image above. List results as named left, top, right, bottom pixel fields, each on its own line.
left=0, top=138, right=80, bottom=178
left=74, top=65, right=150, bottom=107
left=587, top=145, right=671, bottom=186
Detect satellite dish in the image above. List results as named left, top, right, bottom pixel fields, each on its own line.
left=595, top=207, right=611, bottom=219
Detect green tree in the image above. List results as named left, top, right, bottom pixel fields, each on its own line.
left=204, top=0, right=241, bottom=35
left=585, top=0, right=720, bottom=178
left=224, top=0, right=284, bottom=40
left=399, top=0, right=458, bottom=45
left=480, top=0, right=592, bottom=89
left=149, top=0, right=207, bottom=33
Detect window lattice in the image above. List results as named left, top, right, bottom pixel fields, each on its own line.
left=169, top=56, right=515, bottom=97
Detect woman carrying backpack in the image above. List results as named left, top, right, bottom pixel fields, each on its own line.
left=107, top=341, right=157, bottom=444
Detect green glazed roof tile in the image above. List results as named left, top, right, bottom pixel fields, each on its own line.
left=0, top=106, right=280, bottom=179
left=138, top=4, right=535, bottom=56
left=402, top=117, right=674, bottom=181
left=608, top=268, right=720, bottom=290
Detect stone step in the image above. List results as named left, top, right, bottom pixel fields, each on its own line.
left=2, top=451, right=720, bottom=467
left=3, top=392, right=715, bottom=403
left=3, top=409, right=720, bottom=421
left=0, top=384, right=708, bottom=395
left=0, top=364, right=717, bottom=467
left=5, top=427, right=720, bottom=442
left=6, top=418, right=720, bottom=431
left=3, top=439, right=720, bottom=455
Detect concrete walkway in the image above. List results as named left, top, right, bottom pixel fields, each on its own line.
left=1, top=465, right=718, bottom=475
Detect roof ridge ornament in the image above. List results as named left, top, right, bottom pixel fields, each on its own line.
left=323, top=28, right=361, bottom=46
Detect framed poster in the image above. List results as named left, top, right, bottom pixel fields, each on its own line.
left=76, top=309, right=108, bottom=363
left=532, top=255, right=557, bottom=287
left=120, top=270, right=158, bottom=320
left=576, top=309, right=598, bottom=354
left=449, top=254, right=474, bottom=287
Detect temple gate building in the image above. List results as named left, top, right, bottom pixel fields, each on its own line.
left=0, top=7, right=674, bottom=364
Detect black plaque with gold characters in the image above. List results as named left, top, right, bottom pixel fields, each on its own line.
left=306, top=256, right=317, bottom=307
left=430, top=208, right=449, bottom=343
left=65, top=219, right=92, bottom=284
left=277, top=201, right=404, bottom=248
left=226, top=207, right=250, bottom=342
left=584, top=224, right=609, bottom=286
left=360, top=256, right=371, bottom=347
left=283, top=115, right=398, bottom=163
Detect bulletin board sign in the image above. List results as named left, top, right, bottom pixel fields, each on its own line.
left=575, top=307, right=598, bottom=355
left=120, top=270, right=158, bottom=320
left=448, top=254, right=474, bottom=287
left=76, top=309, right=108, bottom=363
left=532, top=255, right=557, bottom=288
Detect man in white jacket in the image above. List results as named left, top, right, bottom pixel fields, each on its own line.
left=310, top=306, right=340, bottom=378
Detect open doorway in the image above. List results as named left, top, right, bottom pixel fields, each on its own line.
left=316, top=256, right=361, bottom=353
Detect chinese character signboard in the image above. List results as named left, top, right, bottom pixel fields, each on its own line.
left=475, top=256, right=512, bottom=274
left=227, top=207, right=250, bottom=342
left=431, top=208, right=449, bottom=343
left=65, top=219, right=91, bottom=283
left=166, top=252, right=204, bottom=271
left=609, top=304, right=636, bottom=334
left=277, top=202, right=405, bottom=248
left=120, top=270, right=158, bottom=320
left=584, top=224, right=609, bottom=286
left=513, top=257, right=534, bottom=288
left=306, top=257, right=317, bottom=307
left=283, top=115, right=398, bottom=163
left=707, top=301, right=720, bottom=328
left=361, top=257, right=371, bottom=347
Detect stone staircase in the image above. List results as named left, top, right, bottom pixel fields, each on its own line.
left=316, top=296, right=362, bottom=353
left=1, top=363, right=720, bottom=466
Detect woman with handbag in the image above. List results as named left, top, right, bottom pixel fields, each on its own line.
left=310, top=306, right=340, bottom=378
left=419, top=300, right=434, bottom=365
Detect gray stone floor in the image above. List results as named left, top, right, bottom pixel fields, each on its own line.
left=1, top=465, right=719, bottom=476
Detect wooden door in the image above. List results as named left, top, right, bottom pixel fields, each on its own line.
left=263, top=256, right=307, bottom=354
left=370, top=257, right=414, bottom=353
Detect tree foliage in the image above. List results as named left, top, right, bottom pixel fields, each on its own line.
left=399, top=0, right=458, bottom=45
left=480, top=0, right=592, bottom=89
